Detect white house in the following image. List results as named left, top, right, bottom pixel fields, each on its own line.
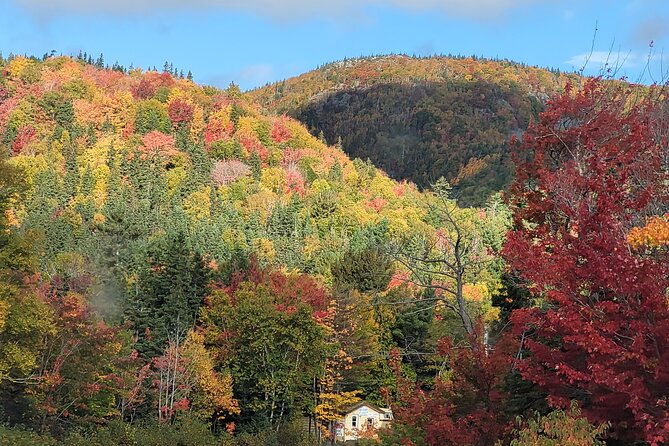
left=335, top=401, right=393, bottom=442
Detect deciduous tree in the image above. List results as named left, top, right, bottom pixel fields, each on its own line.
left=505, top=79, right=669, bottom=444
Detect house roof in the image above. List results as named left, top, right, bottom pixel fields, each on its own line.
left=344, top=401, right=392, bottom=415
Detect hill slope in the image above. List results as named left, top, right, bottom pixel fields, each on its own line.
left=249, top=55, right=581, bottom=205
left=0, top=55, right=438, bottom=284
left=0, top=53, right=515, bottom=443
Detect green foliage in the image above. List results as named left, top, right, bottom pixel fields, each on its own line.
left=0, top=55, right=518, bottom=443
left=38, top=92, right=75, bottom=128
left=508, top=402, right=609, bottom=446
left=134, top=99, right=171, bottom=134
left=202, top=281, right=329, bottom=426
left=211, top=139, right=244, bottom=160
left=0, top=156, right=55, bottom=384
left=0, top=425, right=57, bottom=446
left=128, top=232, right=210, bottom=356
left=250, top=55, right=578, bottom=206
left=64, top=417, right=233, bottom=446
left=331, top=247, right=393, bottom=293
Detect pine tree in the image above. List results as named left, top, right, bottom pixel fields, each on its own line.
left=127, top=232, right=210, bottom=357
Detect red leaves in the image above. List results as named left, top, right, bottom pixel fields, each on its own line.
left=138, top=131, right=179, bottom=160
left=132, top=78, right=157, bottom=99
left=284, top=165, right=306, bottom=196
left=386, top=327, right=513, bottom=446
left=168, top=99, right=194, bottom=126
left=12, top=125, right=36, bottom=154
left=221, top=257, right=330, bottom=318
left=271, top=119, right=292, bottom=144
left=366, top=197, right=387, bottom=212
left=505, top=78, right=669, bottom=443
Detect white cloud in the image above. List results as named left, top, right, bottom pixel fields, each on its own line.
left=565, top=49, right=666, bottom=81
left=566, top=50, right=642, bottom=70
left=11, top=0, right=553, bottom=21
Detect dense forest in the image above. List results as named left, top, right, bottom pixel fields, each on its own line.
left=1, top=54, right=669, bottom=446
left=249, top=55, right=581, bottom=206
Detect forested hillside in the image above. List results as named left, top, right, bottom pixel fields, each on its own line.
left=249, top=55, right=581, bottom=205
left=0, top=55, right=512, bottom=444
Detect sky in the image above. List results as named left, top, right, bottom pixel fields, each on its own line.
left=1, top=0, right=668, bottom=90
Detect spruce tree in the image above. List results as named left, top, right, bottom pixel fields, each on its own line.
left=127, top=232, right=210, bottom=357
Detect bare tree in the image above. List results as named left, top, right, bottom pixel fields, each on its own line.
left=389, top=179, right=505, bottom=338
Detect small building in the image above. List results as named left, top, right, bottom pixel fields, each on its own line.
left=335, top=401, right=393, bottom=442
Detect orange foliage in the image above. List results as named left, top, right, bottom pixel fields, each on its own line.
left=628, top=215, right=669, bottom=250
left=138, top=131, right=179, bottom=159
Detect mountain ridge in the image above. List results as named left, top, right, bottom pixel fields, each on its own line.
left=249, top=54, right=583, bottom=205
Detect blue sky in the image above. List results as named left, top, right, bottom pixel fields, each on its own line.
left=1, top=0, right=668, bottom=90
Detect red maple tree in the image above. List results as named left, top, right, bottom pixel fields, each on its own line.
left=504, top=78, right=669, bottom=444
left=383, top=328, right=513, bottom=446
left=168, top=98, right=194, bottom=126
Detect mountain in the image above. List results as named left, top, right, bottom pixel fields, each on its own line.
left=249, top=55, right=581, bottom=205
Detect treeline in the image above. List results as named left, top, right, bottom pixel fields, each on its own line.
left=0, top=51, right=193, bottom=80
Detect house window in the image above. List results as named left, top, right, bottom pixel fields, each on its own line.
left=351, top=415, right=358, bottom=428
left=367, top=417, right=374, bottom=428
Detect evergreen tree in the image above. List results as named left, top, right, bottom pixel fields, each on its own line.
left=249, top=151, right=262, bottom=181
left=127, top=232, right=210, bottom=357
left=331, top=247, right=393, bottom=293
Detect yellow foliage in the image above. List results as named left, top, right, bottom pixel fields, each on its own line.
left=208, top=106, right=232, bottom=132
left=463, top=282, right=488, bottom=302
left=6, top=99, right=35, bottom=134
left=334, top=197, right=376, bottom=230
left=315, top=390, right=362, bottom=424
left=4, top=209, right=19, bottom=228
left=310, top=178, right=331, bottom=194
left=0, top=289, right=55, bottom=382
left=79, top=136, right=114, bottom=206
left=93, top=213, right=106, bottom=225
left=0, top=301, right=9, bottom=333
left=7, top=154, right=48, bottom=189
left=343, top=163, right=362, bottom=187
left=242, top=189, right=277, bottom=222
left=79, top=135, right=111, bottom=171
left=236, top=116, right=261, bottom=142
left=628, top=215, right=669, bottom=250
left=102, top=91, right=135, bottom=132
left=303, top=235, right=321, bottom=258
left=165, top=166, right=188, bottom=196
left=167, top=87, right=193, bottom=104
left=252, top=238, right=276, bottom=263
left=183, top=187, right=212, bottom=221
left=6, top=56, right=35, bottom=79
left=182, top=331, right=240, bottom=418
left=190, top=105, right=205, bottom=142
left=369, top=174, right=395, bottom=200
left=260, top=167, right=286, bottom=194
left=221, top=229, right=248, bottom=251
left=383, top=207, right=429, bottom=237
left=91, top=165, right=111, bottom=207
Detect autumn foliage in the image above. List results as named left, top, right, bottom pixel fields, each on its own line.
left=504, top=79, right=669, bottom=444
left=384, top=325, right=515, bottom=446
